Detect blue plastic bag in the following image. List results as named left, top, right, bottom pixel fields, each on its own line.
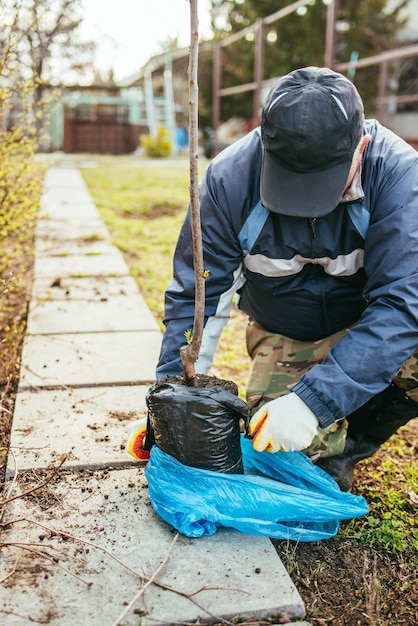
left=145, top=435, right=368, bottom=541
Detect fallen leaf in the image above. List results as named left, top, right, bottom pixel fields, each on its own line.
left=408, top=488, right=418, bottom=506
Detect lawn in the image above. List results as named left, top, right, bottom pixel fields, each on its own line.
left=80, top=156, right=251, bottom=394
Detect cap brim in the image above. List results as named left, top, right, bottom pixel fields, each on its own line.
left=260, top=148, right=352, bottom=217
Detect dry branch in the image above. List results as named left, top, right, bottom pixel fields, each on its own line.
left=0, top=542, right=92, bottom=587
left=0, top=454, right=67, bottom=510
left=111, top=532, right=179, bottom=626
left=1, top=516, right=145, bottom=581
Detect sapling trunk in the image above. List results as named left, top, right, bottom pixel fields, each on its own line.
left=180, top=0, right=204, bottom=386
left=141, top=1, right=247, bottom=475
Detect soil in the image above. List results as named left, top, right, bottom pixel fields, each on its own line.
left=275, top=426, right=418, bottom=626
left=157, top=373, right=239, bottom=396
left=1, top=256, right=418, bottom=625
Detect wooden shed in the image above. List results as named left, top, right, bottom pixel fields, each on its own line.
left=47, top=83, right=143, bottom=154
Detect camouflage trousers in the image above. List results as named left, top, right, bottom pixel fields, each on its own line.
left=245, top=321, right=418, bottom=460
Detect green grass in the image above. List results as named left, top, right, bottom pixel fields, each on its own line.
left=341, top=438, right=418, bottom=553
left=81, top=159, right=191, bottom=321
left=80, top=157, right=251, bottom=394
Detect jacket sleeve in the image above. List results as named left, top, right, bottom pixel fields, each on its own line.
left=155, top=160, right=246, bottom=380
left=293, top=125, right=418, bottom=428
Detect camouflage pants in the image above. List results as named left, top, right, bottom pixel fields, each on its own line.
left=245, top=321, right=418, bottom=460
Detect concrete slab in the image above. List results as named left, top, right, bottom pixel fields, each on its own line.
left=41, top=187, right=95, bottom=202
left=41, top=188, right=99, bottom=208
left=36, top=217, right=111, bottom=240
left=1, top=166, right=310, bottom=625
left=40, top=201, right=102, bottom=221
left=31, top=275, right=142, bottom=302
left=43, top=168, right=89, bottom=188
left=18, top=330, right=162, bottom=388
left=35, top=237, right=120, bottom=257
left=7, top=385, right=149, bottom=474
left=27, top=293, right=160, bottom=334
left=41, top=194, right=98, bottom=209
left=33, top=252, right=131, bottom=279
left=0, top=467, right=306, bottom=626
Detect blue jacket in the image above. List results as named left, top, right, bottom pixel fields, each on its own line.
left=156, top=119, right=418, bottom=428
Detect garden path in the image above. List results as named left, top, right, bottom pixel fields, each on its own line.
left=0, top=165, right=310, bottom=626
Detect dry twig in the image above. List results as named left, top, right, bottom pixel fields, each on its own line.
left=111, top=532, right=179, bottom=626
left=0, top=273, right=14, bottom=300
left=0, top=541, right=92, bottom=587
left=1, top=516, right=145, bottom=581
left=0, top=448, right=18, bottom=522
left=0, top=454, right=67, bottom=509
left=0, top=379, right=12, bottom=416
left=0, top=551, right=23, bottom=585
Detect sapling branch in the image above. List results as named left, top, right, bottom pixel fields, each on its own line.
left=180, top=0, right=204, bottom=386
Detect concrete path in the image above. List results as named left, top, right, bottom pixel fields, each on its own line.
left=0, top=166, right=311, bottom=626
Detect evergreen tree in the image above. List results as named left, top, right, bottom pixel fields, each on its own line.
left=210, top=0, right=409, bottom=117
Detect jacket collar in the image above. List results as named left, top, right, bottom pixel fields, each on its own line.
left=340, top=166, right=364, bottom=204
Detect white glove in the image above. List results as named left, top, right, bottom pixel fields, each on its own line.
left=247, top=392, right=319, bottom=453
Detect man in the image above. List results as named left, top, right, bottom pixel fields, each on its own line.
left=128, top=66, right=418, bottom=491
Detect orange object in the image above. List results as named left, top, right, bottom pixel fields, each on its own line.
left=126, top=420, right=150, bottom=461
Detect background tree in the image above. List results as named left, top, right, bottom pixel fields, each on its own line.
left=209, top=0, right=409, bottom=118
left=5, top=0, right=96, bottom=84
left=3, top=0, right=96, bottom=140
left=0, top=10, right=43, bottom=392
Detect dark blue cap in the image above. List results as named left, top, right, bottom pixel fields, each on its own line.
left=261, top=66, right=364, bottom=217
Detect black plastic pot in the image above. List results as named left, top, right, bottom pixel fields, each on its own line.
left=146, top=382, right=249, bottom=474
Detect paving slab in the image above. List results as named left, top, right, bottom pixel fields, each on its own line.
left=7, top=385, right=148, bottom=475
left=2, top=167, right=311, bottom=625
left=40, top=199, right=100, bottom=219
left=18, top=330, right=162, bottom=389
left=33, top=251, right=131, bottom=279
left=41, top=186, right=96, bottom=202
left=27, top=292, right=160, bottom=334
left=43, top=168, right=89, bottom=187
left=41, top=190, right=98, bottom=206
left=0, top=467, right=306, bottom=626
left=41, top=189, right=100, bottom=215
left=40, top=202, right=102, bottom=221
left=31, top=275, right=142, bottom=302
left=35, top=217, right=111, bottom=240
left=35, top=237, right=121, bottom=257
